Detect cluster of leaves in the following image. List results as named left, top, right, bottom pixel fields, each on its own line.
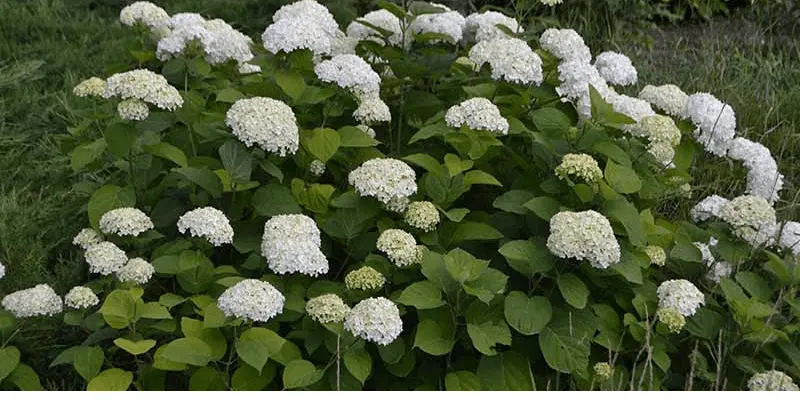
left=1, top=1, right=799, bottom=391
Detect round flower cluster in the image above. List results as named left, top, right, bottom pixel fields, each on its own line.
left=593, top=362, right=613, bottom=380
left=607, top=93, right=655, bottom=124
left=748, top=370, right=799, bottom=391
left=73, top=228, right=103, bottom=250
left=718, top=195, right=777, bottom=246
left=656, top=279, right=705, bottom=316
left=656, top=307, right=686, bottom=334
left=464, top=11, right=521, bottom=43
left=314, top=54, right=381, bottom=98
left=177, top=207, right=235, bottom=246
left=445, top=97, right=509, bottom=135
left=645, top=245, right=666, bottom=266
left=217, top=279, right=285, bottom=322
left=353, top=96, right=392, bottom=124
left=684, top=93, right=737, bottom=156
left=344, top=297, right=402, bottom=345
left=554, top=60, right=612, bottom=118
left=117, top=99, right=150, bottom=121
left=690, top=195, right=729, bottom=222
left=377, top=229, right=419, bottom=268
left=638, top=84, right=688, bottom=118
left=225, top=97, right=299, bottom=156
left=64, top=286, right=99, bottom=309
left=261, top=214, right=329, bottom=276
left=594, top=51, right=637, bottom=86
left=99, top=207, right=154, bottom=237
left=348, top=158, right=417, bottom=206
left=309, top=160, right=326, bottom=176
left=404, top=201, right=440, bottom=232
left=726, top=137, right=784, bottom=204
left=546, top=210, right=621, bottom=269
left=73, top=77, right=106, bottom=98
left=84, top=241, right=128, bottom=275
left=119, top=1, right=169, bottom=31
left=261, top=0, right=344, bottom=56
left=346, top=9, right=404, bottom=46
left=539, top=28, right=592, bottom=63
left=409, top=4, right=465, bottom=44
left=554, top=153, right=603, bottom=183
left=157, top=16, right=255, bottom=66
left=117, top=258, right=155, bottom=285
left=104, top=69, right=183, bottom=111
left=345, top=266, right=386, bottom=291
left=468, top=38, right=543, bottom=85
left=694, top=237, right=733, bottom=283
left=1, top=284, right=63, bottom=318
left=629, top=115, right=682, bottom=165
left=305, top=294, right=350, bottom=324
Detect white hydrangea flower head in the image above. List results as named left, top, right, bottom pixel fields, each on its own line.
left=73, top=228, right=103, bottom=250
left=684, top=93, right=736, bottom=156
left=225, top=97, right=299, bottom=156
left=656, top=279, right=705, bottom=316
left=594, top=362, right=613, bottom=380
left=638, top=84, right=688, bottom=118
left=177, top=207, right=234, bottom=246
left=404, top=201, right=440, bottom=232
left=217, top=279, right=285, bottom=322
left=99, top=207, right=154, bottom=237
left=116, top=257, right=155, bottom=285
left=541, top=0, right=565, bottom=5
left=546, top=210, right=621, bottom=269
left=261, top=214, right=329, bottom=276
left=468, top=38, right=543, bottom=85
left=353, top=96, right=392, bottom=124
left=73, top=77, right=107, bottom=97
left=348, top=158, right=417, bottom=206
left=384, top=196, right=410, bottom=214
left=555, top=153, right=603, bottom=183
left=748, top=370, right=799, bottom=391
left=357, top=124, right=376, bottom=138
left=645, top=245, right=666, bottom=266
left=344, top=297, right=402, bottom=345
left=718, top=195, right=777, bottom=246
left=1, top=284, right=63, bottom=318
left=656, top=307, right=686, bottom=334
left=330, top=30, right=359, bottom=56
left=464, top=11, right=522, bottom=43
left=607, top=93, right=655, bottom=123
left=309, top=159, right=326, bottom=176
left=778, top=221, right=800, bottom=256
left=167, top=12, right=205, bottom=28
left=262, top=1, right=341, bottom=56
left=726, top=138, right=783, bottom=204
left=629, top=115, right=682, bottom=165
left=119, top=1, right=169, bottom=31
left=272, top=0, right=340, bottom=35
left=305, top=294, right=350, bottom=324
left=104, top=69, right=183, bottom=111
left=690, top=195, right=729, bottom=222
left=409, top=4, right=466, bottom=44
left=555, top=61, right=612, bottom=118
left=594, top=51, right=637, bottom=86
left=64, top=286, right=99, bottom=309
left=539, top=28, right=592, bottom=63
left=445, top=97, right=509, bottom=135
left=346, top=9, right=405, bottom=47
left=345, top=266, right=386, bottom=291
left=117, top=99, right=149, bottom=121
left=157, top=16, right=255, bottom=65
left=84, top=241, right=128, bottom=275
left=377, top=229, right=419, bottom=268
left=314, top=54, right=381, bottom=98
left=238, top=62, right=262, bottom=74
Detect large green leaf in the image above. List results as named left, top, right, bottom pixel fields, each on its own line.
left=6, top=363, right=42, bottom=391
left=604, top=160, right=641, bottom=194
left=282, top=360, right=323, bottom=389
left=252, top=184, right=302, bottom=216
left=504, top=291, right=552, bottom=335
left=219, top=139, right=253, bottom=182
left=498, top=239, right=554, bottom=278
left=530, top=107, right=571, bottom=138
left=476, top=352, right=534, bottom=390
left=444, top=248, right=489, bottom=283
left=73, top=346, right=104, bottom=381
left=493, top=190, right=535, bottom=215
left=466, top=301, right=511, bottom=356
left=103, top=122, right=138, bottom=157
left=338, top=125, right=380, bottom=147
left=87, top=368, right=133, bottom=391
left=99, top=289, right=136, bottom=329
left=189, top=367, right=227, bottom=391
left=275, top=70, right=306, bottom=100
left=445, top=371, right=482, bottom=391
left=463, top=268, right=508, bottom=304
left=414, top=309, right=456, bottom=356
left=159, top=338, right=213, bottom=367
left=343, top=348, right=372, bottom=384
left=181, top=317, right=227, bottom=360
left=71, top=138, right=106, bottom=171
left=408, top=122, right=450, bottom=144
left=301, top=128, right=340, bottom=162
left=236, top=327, right=301, bottom=372
left=113, top=338, right=156, bottom=356
left=557, top=273, right=589, bottom=309
left=397, top=280, right=445, bottom=309
left=0, top=346, right=20, bottom=382
left=144, top=142, right=188, bottom=167
left=174, top=166, right=223, bottom=198
left=604, top=198, right=647, bottom=248
left=538, top=309, right=595, bottom=374
left=232, top=364, right=276, bottom=391
left=523, top=196, right=561, bottom=221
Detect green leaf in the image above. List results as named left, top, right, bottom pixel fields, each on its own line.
left=293, top=179, right=336, bottom=214
left=87, top=185, right=135, bottom=228
left=444, top=248, right=489, bottom=283
left=153, top=346, right=187, bottom=371
left=144, top=142, right=188, bottom=167
left=477, top=352, right=534, bottom=390
left=504, top=292, right=552, bottom=335
left=103, top=123, right=138, bottom=157
left=498, top=239, right=554, bottom=277
left=71, top=138, right=106, bottom=171
left=464, top=170, right=502, bottom=187
left=448, top=221, right=503, bottom=245
left=216, top=88, right=245, bottom=103
left=493, top=190, right=535, bottom=215
left=523, top=196, right=561, bottom=221
left=463, top=268, right=508, bottom=304
left=420, top=250, right=460, bottom=296
left=236, top=327, right=301, bottom=372
left=466, top=301, right=512, bottom=356
left=282, top=360, right=323, bottom=389
left=343, top=348, right=372, bottom=384
left=539, top=310, right=595, bottom=374
left=558, top=273, right=589, bottom=309
left=735, top=271, right=772, bottom=300
left=301, top=128, right=340, bottom=162
left=444, top=153, right=473, bottom=176
left=402, top=153, right=445, bottom=175
left=219, top=140, right=253, bottom=182
left=414, top=308, right=456, bottom=356
left=604, top=161, right=641, bottom=194
left=463, top=83, right=496, bottom=98
left=0, top=346, right=20, bottom=382
left=181, top=317, right=227, bottom=361
left=604, top=198, right=646, bottom=247
left=397, top=280, right=445, bottom=309
left=593, top=141, right=632, bottom=167
left=189, top=367, right=227, bottom=391
left=159, top=338, right=213, bottom=367
left=408, top=123, right=450, bottom=144
left=338, top=125, right=380, bottom=147
left=87, top=368, right=133, bottom=391
left=174, top=166, right=223, bottom=198
left=136, top=302, right=171, bottom=320
left=113, top=338, right=156, bottom=356
left=73, top=346, right=104, bottom=381
left=445, top=371, right=482, bottom=391
left=376, top=0, right=407, bottom=19
left=232, top=364, right=276, bottom=391
left=50, top=346, right=79, bottom=367
left=252, top=184, right=302, bottom=216
left=260, top=160, right=284, bottom=183
left=275, top=70, right=306, bottom=100
left=176, top=250, right=215, bottom=293
left=530, top=107, right=571, bottom=138
left=612, top=248, right=645, bottom=284
left=100, top=289, right=136, bottom=329
left=6, top=363, right=42, bottom=391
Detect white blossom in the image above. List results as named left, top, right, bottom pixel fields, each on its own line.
left=314, top=54, right=381, bottom=98
left=305, top=294, right=350, bottom=324
left=555, top=153, right=603, bottom=183
left=117, top=99, right=149, bottom=121
left=73, top=228, right=103, bottom=250
left=684, top=93, right=736, bottom=156
left=748, top=370, right=799, bottom=391
left=117, top=258, right=155, bottom=285
left=409, top=4, right=465, bottom=44
left=157, top=16, right=255, bottom=65
left=0, top=260, right=4, bottom=280
left=357, top=124, right=376, bottom=138
left=607, top=93, right=655, bottom=123
left=404, top=201, right=440, bottom=232
left=694, top=237, right=732, bottom=283
left=690, top=195, right=729, bottom=222
left=353, top=96, right=391, bottom=124
left=177, top=207, right=234, bottom=246
left=262, top=0, right=342, bottom=56
left=468, top=38, right=543, bottom=85
left=238, top=62, right=262, bottom=74
left=217, top=279, right=285, bottom=322
left=638, top=84, right=688, bottom=118
left=594, top=51, right=637, bottom=86
left=555, top=60, right=612, bottom=118
left=539, top=28, right=592, bottom=63
left=629, top=115, right=682, bottom=165
left=541, top=0, right=564, bottom=5
left=309, top=160, right=326, bottom=176
left=99, top=207, right=154, bottom=237
left=645, top=245, right=666, bottom=266
left=104, top=69, right=183, bottom=111
left=345, top=266, right=386, bottom=291
left=346, top=9, right=405, bottom=47
left=73, top=77, right=106, bottom=98
left=348, top=158, right=417, bottom=206
left=272, top=0, right=340, bottom=35
left=718, top=195, right=777, bottom=247
left=344, top=297, right=402, bottom=345
left=2, top=284, right=63, bottom=318
left=84, top=241, right=128, bottom=275
left=464, top=11, right=522, bottom=43
left=225, top=97, right=299, bottom=156
left=445, top=97, right=509, bottom=135
left=657, top=279, right=705, bottom=316
left=64, top=286, right=99, bottom=309
left=546, top=210, right=621, bottom=269
left=377, top=229, right=419, bottom=268
left=726, top=137, right=783, bottom=204
left=778, top=221, right=800, bottom=256
left=119, top=1, right=169, bottom=31
left=261, top=214, right=329, bottom=276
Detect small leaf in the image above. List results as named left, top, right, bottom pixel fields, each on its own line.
left=219, top=140, right=253, bottom=182
left=236, top=328, right=301, bottom=372
left=397, top=280, right=445, bottom=309
left=232, top=364, right=276, bottom=391
left=523, top=196, right=561, bottom=221
left=87, top=368, right=133, bottom=391
left=338, top=126, right=380, bottom=147
left=70, top=138, right=106, bottom=171
left=343, top=348, right=372, bottom=384
left=504, top=292, right=552, bottom=335
left=493, top=190, right=535, bottom=215
left=216, top=88, right=245, bottom=103
left=604, top=161, right=641, bottom=194
left=464, top=170, right=502, bottom=187
left=159, top=338, right=213, bottom=367
left=73, top=346, right=104, bottom=381
left=282, top=360, right=323, bottom=389
left=114, top=338, right=157, bottom=356
left=408, top=123, right=450, bottom=144
left=445, top=371, right=482, bottom=391
left=144, top=142, right=188, bottom=167
left=174, top=167, right=223, bottom=198
left=557, top=274, right=589, bottom=309
left=301, top=128, right=340, bottom=162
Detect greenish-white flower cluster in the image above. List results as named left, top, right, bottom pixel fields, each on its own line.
left=73, top=228, right=103, bottom=250
left=404, top=201, right=440, bottom=232
left=177, top=207, right=235, bottom=246
left=64, top=286, right=99, bottom=309
left=638, top=84, right=688, bottom=118
left=445, top=97, right=509, bottom=135
left=344, top=297, right=402, bottom=345
left=104, top=69, right=183, bottom=111
left=345, top=266, right=386, bottom=291
left=546, top=210, right=620, bottom=269
left=645, top=245, right=666, bottom=266
left=117, top=258, right=156, bottom=285
left=656, top=279, right=704, bottom=317
left=84, top=241, right=128, bottom=275
left=555, top=153, right=603, bottom=183
left=305, top=294, right=350, bottom=324
left=629, top=115, right=682, bottom=165
left=718, top=195, right=777, bottom=246
left=119, top=1, right=169, bottom=31
left=1, top=284, right=63, bottom=318
left=99, top=207, right=154, bottom=237
left=73, top=77, right=106, bottom=98
left=748, top=370, right=799, bottom=391
left=377, top=229, right=419, bottom=268
left=656, top=307, right=686, bottom=334
left=217, top=279, right=285, bottom=322
left=117, top=99, right=150, bottom=121
left=593, top=362, right=613, bottom=379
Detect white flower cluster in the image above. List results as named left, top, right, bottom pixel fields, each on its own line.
left=554, top=153, right=603, bottom=183
left=645, top=245, right=666, bottom=267
left=377, top=229, right=419, bottom=268
left=177, top=207, right=234, bottom=246
left=539, top=28, right=592, bottom=63
left=73, top=228, right=103, bottom=250
left=554, top=60, right=612, bottom=118
left=117, top=258, right=155, bottom=284
left=119, top=1, right=169, bottom=31
left=261, top=214, right=329, bottom=276
left=464, top=11, right=521, bottom=43
left=348, top=158, right=417, bottom=207
left=684, top=93, right=737, bottom=156
left=225, top=97, right=299, bottom=156
left=718, top=195, right=777, bottom=246
left=346, top=9, right=405, bottom=47
left=99, top=207, right=154, bottom=237
left=694, top=237, right=732, bottom=283
left=546, top=210, right=621, bottom=269
left=344, top=297, right=402, bottom=345
left=104, top=69, right=183, bottom=111
left=445, top=97, right=509, bottom=135
left=217, top=279, right=285, bottom=322
left=726, top=138, right=784, bottom=204
left=1, top=284, right=63, bottom=318
left=84, top=241, right=128, bottom=275
left=117, top=99, right=150, bottom=121
left=314, top=54, right=381, bottom=98
left=309, top=159, right=326, bottom=176
left=0, top=260, right=4, bottom=280
left=305, top=294, right=350, bottom=324
left=64, top=286, right=99, bottom=309
left=73, top=77, right=106, bottom=98
left=629, top=115, right=682, bottom=165
left=345, top=266, right=386, bottom=291
left=607, top=93, right=655, bottom=124
left=262, top=0, right=345, bottom=56
left=748, top=370, right=799, bottom=391
left=594, top=51, right=637, bottom=86
left=409, top=3, right=465, bottom=44
left=157, top=15, right=255, bottom=66
left=778, top=222, right=800, bottom=256
left=353, top=97, right=392, bottom=124
left=468, top=38, right=543, bottom=85
left=404, top=201, right=440, bottom=232
left=656, top=279, right=705, bottom=317
left=690, top=195, right=729, bottom=222
left=638, top=84, right=688, bottom=118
